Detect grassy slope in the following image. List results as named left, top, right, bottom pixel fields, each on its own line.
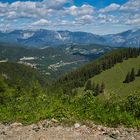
left=90, top=56, right=140, bottom=96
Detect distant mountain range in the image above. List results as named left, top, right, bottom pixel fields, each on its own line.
left=0, top=28, right=140, bottom=48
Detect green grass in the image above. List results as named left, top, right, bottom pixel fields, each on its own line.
left=90, top=56, right=140, bottom=96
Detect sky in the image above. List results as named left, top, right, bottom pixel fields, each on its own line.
left=0, top=0, right=140, bottom=35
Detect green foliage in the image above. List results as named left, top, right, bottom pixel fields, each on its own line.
left=85, top=80, right=92, bottom=91
left=95, top=84, right=101, bottom=96
left=1, top=78, right=140, bottom=127
left=130, top=68, right=135, bottom=82
left=137, top=68, right=140, bottom=77
left=57, top=48, right=140, bottom=91
left=100, top=82, right=105, bottom=93
left=0, top=62, right=48, bottom=88
left=91, top=56, right=140, bottom=96
left=0, top=48, right=140, bottom=128
left=124, top=68, right=138, bottom=83
left=124, top=72, right=131, bottom=83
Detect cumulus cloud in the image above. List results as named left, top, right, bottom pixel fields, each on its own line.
left=38, top=0, right=71, bottom=10
left=99, top=3, right=120, bottom=13
left=0, top=0, right=140, bottom=31
left=120, top=0, right=140, bottom=12
left=118, top=0, right=140, bottom=25
left=98, top=14, right=119, bottom=24
left=32, top=19, right=51, bottom=26
left=0, top=0, right=69, bottom=20
left=97, top=0, right=140, bottom=25
left=67, top=4, right=94, bottom=16
left=75, top=15, right=94, bottom=25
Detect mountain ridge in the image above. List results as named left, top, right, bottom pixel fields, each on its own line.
left=0, top=28, right=140, bottom=48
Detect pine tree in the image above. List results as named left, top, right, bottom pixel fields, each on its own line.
left=85, top=80, right=92, bottom=91
left=94, top=84, right=100, bottom=96
left=100, top=82, right=105, bottom=93
left=130, top=68, right=135, bottom=82
left=124, top=72, right=130, bottom=83
left=91, top=82, right=95, bottom=92
left=0, top=78, right=7, bottom=104
left=136, top=68, right=140, bottom=77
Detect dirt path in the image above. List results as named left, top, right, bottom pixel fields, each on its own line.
left=1, top=121, right=140, bottom=140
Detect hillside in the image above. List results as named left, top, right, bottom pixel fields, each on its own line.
left=57, top=48, right=140, bottom=91
left=0, top=44, right=113, bottom=77
left=90, top=56, right=140, bottom=96
left=0, top=62, right=48, bottom=87
left=1, top=48, right=140, bottom=129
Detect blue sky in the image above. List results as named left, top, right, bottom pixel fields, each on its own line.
left=0, top=0, right=140, bottom=34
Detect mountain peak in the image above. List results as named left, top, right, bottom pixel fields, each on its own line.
left=0, top=28, right=140, bottom=48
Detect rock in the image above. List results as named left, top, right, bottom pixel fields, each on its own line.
left=80, top=125, right=86, bottom=129
left=109, top=131, right=119, bottom=139
left=42, top=120, right=49, bottom=128
left=51, top=118, right=59, bottom=123
left=0, top=130, right=7, bottom=135
left=56, top=125, right=63, bottom=130
left=74, top=123, right=80, bottom=129
left=123, top=136, right=136, bottom=140
left=32, top=124, right=40, bottom=132
left=10, top=122, right=22, bottom=128
left=97, top=125, right=104, bottom=131
left=126, top=128, right=134, bottom=133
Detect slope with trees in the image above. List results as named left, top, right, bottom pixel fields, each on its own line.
left=57, top=48, right=140, bottom=92
left=0, top=48, right=140, bottom=128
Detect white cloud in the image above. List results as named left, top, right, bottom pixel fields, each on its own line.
left=32, top=19, right=51, bottom=26
left=38, top=0, right=71, bottom=10
left=97, top=0, right=140, bottom=25
left=0, top=0, right=140, bottom=32
left=75, top=15, right=94, bottom=25
left=11, top=1, right=36, bottom=9
left=98, top=14, right=119, bottom=24
left=99, top=3, right=120, bottom=13
left=67, top=4, right=94, bottom=16
left=120, top=0, right=140, bottom=12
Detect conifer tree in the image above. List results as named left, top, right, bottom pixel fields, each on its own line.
left=95, top=83, right=100, bottom=96
left=91, top=82, right=95, bottom=92
left=0, top=78, right=7, bottom=104
left=136, top=68, right=140, bottom=77
left=124, top=72, right=130, bottom=83
left=130, top=68, right=135, bottom=82
left=100, top=82, right=105, bottom=93
left=85, top=80, right=92, bottom=91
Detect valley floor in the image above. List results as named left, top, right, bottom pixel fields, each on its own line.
left=1, top=121, right=140, bottom=140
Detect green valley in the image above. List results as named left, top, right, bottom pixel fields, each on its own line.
left=0, top=44, right=113, bottom=78
left=0, top=48, right=140, bottom=128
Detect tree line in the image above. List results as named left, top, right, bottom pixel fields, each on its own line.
left=57, top=48, right=140, bottom=93
left=124, top=68, right=140, bottom=83
left=84, top=79, right=105, bottom=96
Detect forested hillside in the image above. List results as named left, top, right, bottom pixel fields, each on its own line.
left=0, top=44, right=113, bottom=77
left=0, top=62, right=48, bottom=87
left=57, top=48, right=140, bottom=92
left=0, top=48, right=140, bottom=128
